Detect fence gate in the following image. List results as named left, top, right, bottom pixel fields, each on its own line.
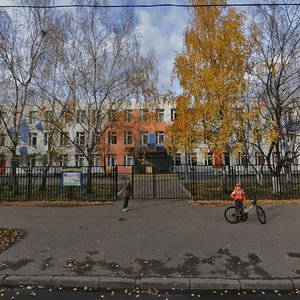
left=131, top=165, right=192, bottom=199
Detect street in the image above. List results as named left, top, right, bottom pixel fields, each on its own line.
left=0, top=286, right=299, bottom=300
left=0, top=201, right=300, bottom=279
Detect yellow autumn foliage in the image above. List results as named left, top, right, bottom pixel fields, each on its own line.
left=167, top=0, right=252, bottom=154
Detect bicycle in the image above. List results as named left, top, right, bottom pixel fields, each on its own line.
left=224, top=199, right=266, bottom=224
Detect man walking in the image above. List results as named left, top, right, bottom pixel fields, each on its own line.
left=123, top=179, right=132, bottom=212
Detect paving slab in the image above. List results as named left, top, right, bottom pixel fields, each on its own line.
left=239, top=279, right=294, bottom=290
left=189, top=278, right=240, bottom=290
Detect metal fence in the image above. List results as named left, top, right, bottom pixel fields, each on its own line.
left=0, top=166, right=117, bottom=202
left=171, top=164, right=300, bottom=200
left=118, top=164, right=300, bottom=200
left=1, top=164, right=300, bottom=201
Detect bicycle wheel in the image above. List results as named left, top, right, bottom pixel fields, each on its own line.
left=256, top=205, right=266, bottom=224
left=224, top=206, right=241, bottom=224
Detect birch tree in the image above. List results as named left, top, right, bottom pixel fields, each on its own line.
left=245, top=0, right=300, bottom=194
left=0, top=1, right=58, bottom=194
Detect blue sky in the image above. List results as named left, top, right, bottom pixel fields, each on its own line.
left=0, top=0, right=257, bottom=92
left=134, top=0, right=256, bottom=92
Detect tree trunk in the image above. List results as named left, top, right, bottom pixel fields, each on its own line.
left=256, top=171, right=263, bottom=186
left=87, top=160, right=93, bottom=194
left=40, top=164, right=52, bottom=191
left=11, top=148, right=19, bottom=196
left=272, top=175, right=281, bottom=195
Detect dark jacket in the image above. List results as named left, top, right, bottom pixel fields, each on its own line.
left=124, top=181, right=133, bottom=197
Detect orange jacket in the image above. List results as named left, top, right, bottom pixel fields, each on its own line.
left=230, top=186, right=246, bottom=201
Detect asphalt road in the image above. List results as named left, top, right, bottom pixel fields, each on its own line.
left=0, top=287, right=299, bottom=300
left=0, top=200, right=300, bottom=279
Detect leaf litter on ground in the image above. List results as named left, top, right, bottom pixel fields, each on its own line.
left=0, top=228, right=27, bottom=254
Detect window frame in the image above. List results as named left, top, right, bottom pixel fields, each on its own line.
left=29, top=132, right=37, bottom=146
left=125, top=109, right=133, bottom=122
left=155, top=131, right=164, bottom=144
left=156, top=109, right=165, bottom=122
left=108, top=131, right=117, bottom=145
left=124, top=131, right=133, bottom=145
left=107, top=154, right=117, bottom=167
left=140, top=131, right=149, bottom=145
left=76, top=132, right=85, bottom=147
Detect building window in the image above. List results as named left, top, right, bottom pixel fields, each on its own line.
left=156, top=131, right=164, bottom=144
left=188, top=153, right=197, bottom=166
left=93, top=155, right=100, bottom=166
left=60, top=154, right=68, bottom=167
left=156, top=109, right=164, bottom=122
left=205, top=152, right=213, bottom=166
left=0, top=134, right=6, bottom=146
left=107, top=154, right=116, bottom=167
left=108, top=110, right=117, bottom=122
left=29, top=111, right=38, bottom=124
left=30, top=156, right=36, bottom=167
left=139, top=109, right=148, bottom=122
left=29, top=133, right=37, bottom=146
left=108, top=131, right=117, bottom=144
left=64, top=111, right=73, bottom=123
left=44, top=110, right=53, bottom=123
left=124, top=131, right=133, bottom=145
left=76, top=132, right=85, bottom=146
left=237, top=152, right=248, bottom=165
left=125, top=109, right=133, bottom=122
left=171, top=108, right=176, bottom=121
left=43, top=133, right=49, bottom=146
left=60, top=132, right=69, bottom=146
left=124, top=154, right=133, bottom=166
left=94, top=131, right=101, bottom=144
left=272, top=152, right=281, bottom=165
left=75, top=154, right=85, bottom=167
left=140, top=131, right=149, bottom=145
left=77, top=110, right=87, bottom=123
left=173, top=153, right=181, bottom=166
left=255, top=152, right=265, bottom=165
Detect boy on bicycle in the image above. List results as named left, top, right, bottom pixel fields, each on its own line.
left=230, top=183, right=246, bottom=212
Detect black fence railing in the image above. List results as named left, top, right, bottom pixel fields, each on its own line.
left=171, top=164, right=300, bottom=200
left=0, top=166, right=117, bottom=202
left=1, top=164, right=300, bottom=201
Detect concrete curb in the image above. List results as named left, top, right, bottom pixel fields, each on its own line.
left=239, top=278, right=294, bottom=290
left=293, top=279, right=300, bottom=290
left=189, top=278, right=240, bottom=290
left=1, top=275, right=300, bottom=291
left=140, top=277, right=189, bottom=290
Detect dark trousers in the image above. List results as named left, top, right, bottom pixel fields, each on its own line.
left=123, top=196, right=130, bottom=209
left=235, top=200, right=243, bottom=210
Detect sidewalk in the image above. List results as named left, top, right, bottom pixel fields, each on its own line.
left=0, top=200, right=299, bottom=291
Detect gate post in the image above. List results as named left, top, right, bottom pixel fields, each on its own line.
left=153, top=167, right=156, bottom=198
left=192, top=166, right=196, bottom=200
left=131, top=165, right=134, bottom=199
left=114, top=165, right=118, bottom=200
left=223, top=165, right=227, bottom=194
left=27, top=166, right=32, bottom=201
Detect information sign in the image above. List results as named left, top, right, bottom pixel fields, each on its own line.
left=62, top=168, right=82, bottom=186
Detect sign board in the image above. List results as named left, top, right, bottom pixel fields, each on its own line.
left=62, top=168, right=82, bottom=186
